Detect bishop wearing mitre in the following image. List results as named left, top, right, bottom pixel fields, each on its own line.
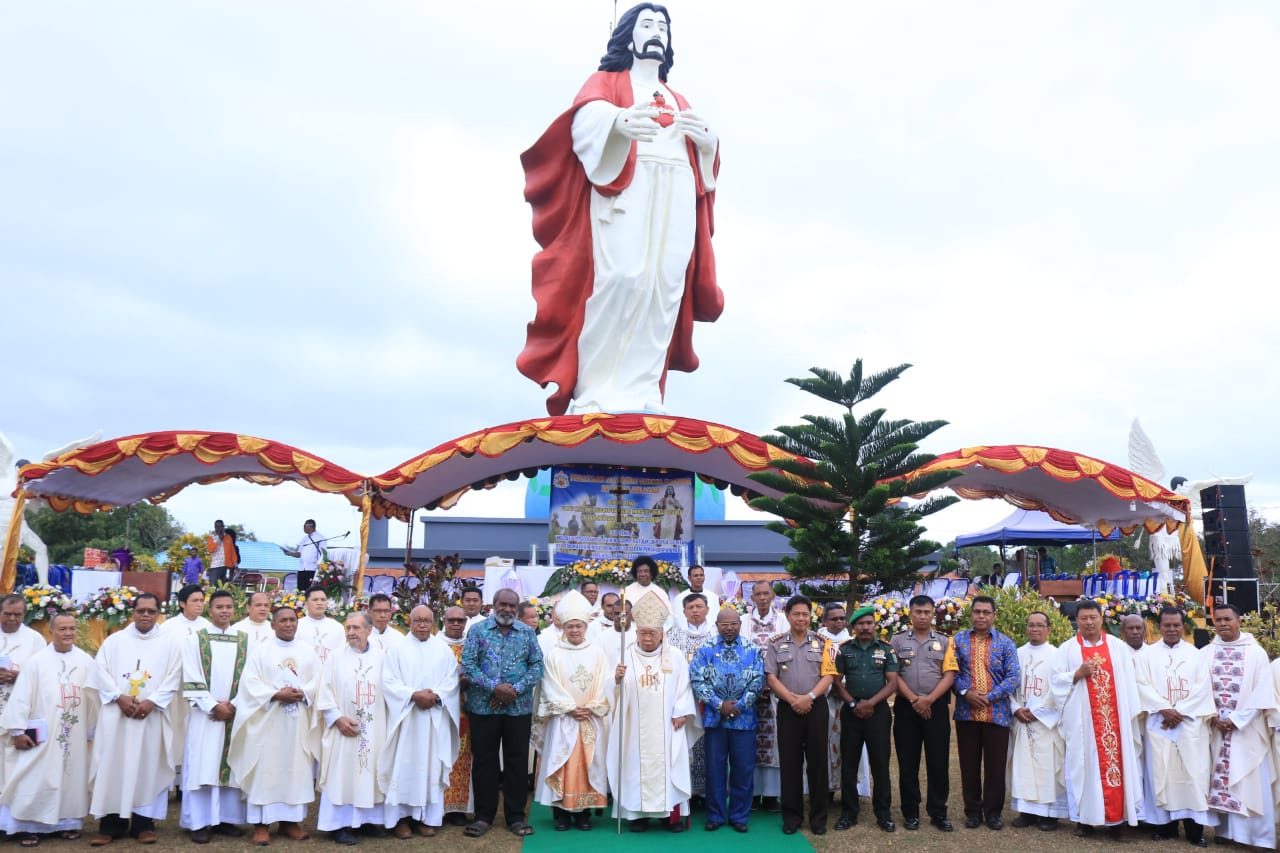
left=378, top=605, right=461, bottom=839
left=607, top=588, right=701, bottom=832
left=535, top=590, right=611, bottom=831
left=228, top=605, right=322, bottom=845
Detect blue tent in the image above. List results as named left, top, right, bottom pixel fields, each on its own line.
left=956, top=508, right=1120, bottom=547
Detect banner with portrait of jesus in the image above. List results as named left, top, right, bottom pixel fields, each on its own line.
left=548, top=465, right=693, bottom=565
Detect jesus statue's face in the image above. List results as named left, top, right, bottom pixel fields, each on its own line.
left=630, top=8, right=668, bottom=61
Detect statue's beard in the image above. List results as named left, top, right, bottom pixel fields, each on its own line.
left=632, top=39, right=665, bottom=61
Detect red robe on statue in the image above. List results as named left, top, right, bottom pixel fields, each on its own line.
left=518, top=70, right=723, bottom=417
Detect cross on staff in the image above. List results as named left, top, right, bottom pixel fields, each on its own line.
left=608, top=473, right=631, bottom=530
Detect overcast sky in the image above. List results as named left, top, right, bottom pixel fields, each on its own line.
left=3, top=1, right=1278, bottom=556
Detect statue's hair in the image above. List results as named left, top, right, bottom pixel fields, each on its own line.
left=599, top=3, right=674, bottom=81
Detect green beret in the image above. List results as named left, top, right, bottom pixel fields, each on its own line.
left=849, top=605, right=875, bottom=624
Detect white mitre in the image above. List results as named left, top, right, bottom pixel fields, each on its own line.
left=631, top=589, right=670, bottom=630
left=555, top=589, right=593, bottom=626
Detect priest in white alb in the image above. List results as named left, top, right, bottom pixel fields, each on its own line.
left=0, top=612, right=99, bottom=844
left=179, top=588, right=249, bottom=843
left=88, top=592, right=183, bottom=845
left=1009, top=610, right=1067, bottom=830
left=607, top=589, right=700, bottom=832
left=1134, top=606, right=1214, bottom=846
left=0, top=593, right=50, bottom=799
left=231, top=592, right=275, bottom=648
left=228, top=605, right=322, bottom=846
left=1202, top=603, right=1277, bottom=849
left=1049, top=599, right=1142, bottom=839
left=378, top=605, right=461, bottom=839
left=536, top=590, right=611, bottom=830
left=665, top=592, right=716, bottom=798
left=296, top=586, right=344, bottom=665
left=161, top=584, right=212, bottom=787
left=315, top=612, right=387, bottom=844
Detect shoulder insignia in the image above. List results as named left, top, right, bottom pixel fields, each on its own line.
left=769, top=632, right=787, bottom=643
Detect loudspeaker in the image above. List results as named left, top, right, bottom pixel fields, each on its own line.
left=1205, top=577, right=1259, bottom=614
left=1200, top=484, right=1247, bottom=509
left=1202, top=507, right=1248, bottom=532
left=1203, top=530, right=1253, bottom=558
left=1205, top=553, right=1256, bottom=578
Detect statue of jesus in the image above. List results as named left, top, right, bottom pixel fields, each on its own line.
left=518, top=3, right=723, bottom=416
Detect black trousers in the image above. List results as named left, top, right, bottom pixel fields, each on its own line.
left=776, top=701, right=828, bottom=831
left=98, top=813, right=155, bottom=839
left=955, top=720, right=1009, bottom=820
left=893, top=697, right=951, bottom=820
left=840, top=702, right=892, bottom=822
left=469, top=711, right=532, bottom=826
left=1160, top=819, right=1205, bottom=843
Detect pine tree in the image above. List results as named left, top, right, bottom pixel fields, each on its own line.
left=748, top=360, right=960, bottom=607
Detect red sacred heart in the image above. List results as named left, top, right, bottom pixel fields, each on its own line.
left=648, top=92, right=675, bottom=128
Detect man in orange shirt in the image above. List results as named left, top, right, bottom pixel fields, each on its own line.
left=206, top=520, right=239, bottom=586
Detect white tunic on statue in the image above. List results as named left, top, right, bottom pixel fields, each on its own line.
left=606, top=643, right=701, bottom=819
left=1009, top=641, right=1067, bottom=818
left=535, top=637, right=612, bottom=810
left=317, top=642, right=386, bottom=830
left=568, top=80, right=715, bottom=412
left=296, top=615, right=344, bottom=666
left=88, top=623, right=182, bottom=820
left=0, top=624, right=50, bottom=796
left=377, top=633, right=460, bottom=829
left=1134, top=639, right=1214, bottom=826
left=179, top=625, right=248, bottom=830
left=227, top=638, right=322, bottom=825
left=231, top=618, right=274, bottom=649
left=1203, top=632, right=1277, bottom=849
left=0, top=645, right=99, bottom=834
left=1050, top=634, right=1143, bottom=827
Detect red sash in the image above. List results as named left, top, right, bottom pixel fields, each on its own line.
left=1077, top=636, right=1124, bottom=823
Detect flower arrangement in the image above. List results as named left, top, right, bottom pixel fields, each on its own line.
left=1086, top=592, right=1139, bottom=626
left=314, top=561, right=349, bottom=601
left=159, top=594, right=182, bottom=618
left=852, top=597, right=909, bottom=639
left=273, top=591, right=308, bottom=614
left=1136, top=590, right=1206, bottom=623
left=933, top=597, right=968, bottom=634
left=19, top=584, right=80, bottom=623
left=332, top=596, right=369, bottom=623
left=540, top=558, right=687, bottom=596
left=82, top=586, right=143, bottom=629
left=719, top=598, right=749, bottom=616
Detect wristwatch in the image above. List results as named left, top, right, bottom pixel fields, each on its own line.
left=959, top=688, right=969, bottom=697
left=806, top=691, right=817, bottom=701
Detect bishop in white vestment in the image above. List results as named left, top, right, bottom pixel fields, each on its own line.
left=0, top=613, right=99, bottom=840
left=227, top=606, right=322, bottom=844
left=1009, top=617, right=1067, bottom=826
left=1134, top=608, right=1214, bottom=844
left=88, top=596, right=183, bottom=842
left=179, top=589, right=249, bottom=840
left=1203, top=606, right=1277, bottom=849
left=316, top=613, right=387, bottom=842
left=536, top=591, right=611, bottom=827
left=606, top=590, right=701, bottom=830
left=378, top=605, right=461, bottom=838
left=1049, top=602, right=1142, bottom=832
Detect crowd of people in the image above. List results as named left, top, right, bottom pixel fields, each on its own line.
left=2, top=555, right=1280, bottom=849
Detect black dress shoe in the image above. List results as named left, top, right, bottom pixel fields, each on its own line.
left=731, top=823, right=749, bottom=833
left=1152, top=832, right=1172, bottom=841
left=575, top=813, right=592, bottom=831
left=878, top=819, right=897, bottom=832
left=190, top=829, right=211, bottom=844
left=1191, top=837, right=1208, bottom=848
left=555, top=817, right=570, bottom=831
left=669, top=821, right=685, bottom=833
left=762, top=797, right=781, bottom=813
left=811, top=825, right=827, bottom=836
left=629, top=819, right=650, bottom=833
left=704, top=822, right=723, bottom=832
left=782, top=824, right=799, bottom=835
left=1012, top=814, right=1035, bottom=828
left=1037, top=818, right=1059, bottom=832
left=903, top=817, right=920, bottom=830
left=214, top=824, right=246, bottom=838
left=932, top=817, right=955, bottom=832
left=987, top=817, right=1004, bottom=831
left=332, top=829, right=358, bottom=846
left=965, top=816, right=983, bottom=829
left=834, top=817, right=856, bottom=831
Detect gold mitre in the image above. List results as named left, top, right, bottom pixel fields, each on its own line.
left=631, top=589, right=670, bottom=630
left=555, top=589, right=592, bottom=626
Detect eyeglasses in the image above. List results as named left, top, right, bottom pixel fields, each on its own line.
left=134, top=608, right=159, bottom=615
left=444, top=618, right=467, bottom=623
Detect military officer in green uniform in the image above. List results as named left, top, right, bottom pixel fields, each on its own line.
left=833, top=605, right=900, bottom=833
left=764, top=594, right=837, bottom=836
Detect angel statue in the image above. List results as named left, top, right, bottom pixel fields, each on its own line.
left=1127, top=418, right=1253, bottom=594
left=1, top=430, right=102, bottom=585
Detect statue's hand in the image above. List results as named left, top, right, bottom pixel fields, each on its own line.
left=613, top=106, right=663, bottom=141
left=673, top=110, right=716, bottom=155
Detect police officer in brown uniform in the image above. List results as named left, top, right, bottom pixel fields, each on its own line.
left=764, top=594, right=837, bottom=836
left=890, top=594, right=959, bottom=832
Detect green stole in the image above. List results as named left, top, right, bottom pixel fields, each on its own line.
left=183, top=629, right=249, bottom=786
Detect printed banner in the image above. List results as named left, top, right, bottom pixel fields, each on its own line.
left=549, top=465, right=693, bottom=564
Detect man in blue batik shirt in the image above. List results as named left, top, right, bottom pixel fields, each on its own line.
left=460, top=588, right=544, bottom=839
left=690, top=608, right=764, bottom=833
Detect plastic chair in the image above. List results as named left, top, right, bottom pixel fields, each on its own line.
left=240, top=572, right=265, bottom=591
left=1002, top=572, right=1021, bottom=590
left=944, top=579, right=970, bottom=599
left=283, top=573, right=297, bottom=591
left=921, top=578, right=949, bottom=599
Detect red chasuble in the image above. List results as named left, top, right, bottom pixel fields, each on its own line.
left=1077, top=636, right=1125, bottom=824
